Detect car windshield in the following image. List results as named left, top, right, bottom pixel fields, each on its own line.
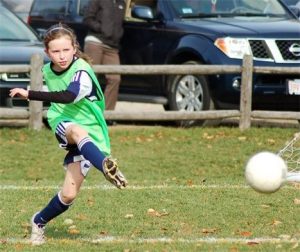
left=170, top=0, right=288, bottom=18
left=0, top=6, right=38, bottom=41
left=282, top=0, right=299, bottom=5
left=1, top=0, right=33, bottom=13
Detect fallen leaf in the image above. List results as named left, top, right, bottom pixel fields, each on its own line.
left=271, top=220, right=282, bottom=226
left=267, top=138, right=276, bottom=145
left=87, top=197, right=95, bottom=207
left=240, top=231, right=252, bottom=237
left=203, top=133, right=214, bottom=140
left=76, top=213, right=88, bottom=220
left=202, top=228, right=218, bottom=234
left=261, top=204, right=271, bottom=208
left=279, top=234, right=291, bottom=239
left=187, top=180, right=193, bottom=186
left=63, top=218, right=74, bottom=226
left=99, top=230, right=108, bottom=235
left=68, top=228, right=80, bottom=235
left=125, top=214, right=134, bottom=219
left=147, top=208, right=156, bottom=215
left=147, top=208, right=169, bottom=217
left=294, top=198, right=300, bottom=205
left=289, top=183, right=300, bottom=189
left=247, top=241, right=259, bottom=245
left=21, top=222, right=30, bottom=229
left=291, top=242, right=299, bottom=249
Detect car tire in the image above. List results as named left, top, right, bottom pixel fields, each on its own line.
left=167, top=61, right=214, bottom=127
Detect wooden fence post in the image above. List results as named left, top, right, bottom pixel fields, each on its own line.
left=29, top=53, right=43, bottom=130
left=239, top=54, right=253, bottom=131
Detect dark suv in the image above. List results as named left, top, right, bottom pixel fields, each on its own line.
left=28, top=0, right=300, bottom=118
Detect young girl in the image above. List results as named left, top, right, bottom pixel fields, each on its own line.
left=9, top=23, right=128, bottom=245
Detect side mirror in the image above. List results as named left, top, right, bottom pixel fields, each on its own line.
left=131, top=5, right=154, bottom=21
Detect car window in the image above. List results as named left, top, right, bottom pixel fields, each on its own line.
left=78, top=0, right=90, bottom=16
left=31, top=0, right=67, bottom=14
left=0, top=7, right=38, bottom=41
left=170, top=0, right=287, bottom=16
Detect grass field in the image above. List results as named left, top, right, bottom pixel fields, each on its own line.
left=1, top=125, right=300, bottom=251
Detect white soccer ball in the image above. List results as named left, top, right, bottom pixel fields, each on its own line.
left=245, top=151, right=287, bottom=193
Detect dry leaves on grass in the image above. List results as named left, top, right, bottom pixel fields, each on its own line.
left=135, top=132, right=164, bottom=143
left=202, top=131, right=227, bottom=141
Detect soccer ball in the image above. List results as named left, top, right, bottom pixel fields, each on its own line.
left=245, top=151, right=287, bottom=193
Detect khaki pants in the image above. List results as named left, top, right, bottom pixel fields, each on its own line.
left=84, top=41, right=121, bottom=110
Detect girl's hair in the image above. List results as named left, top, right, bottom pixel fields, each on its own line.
left=44, top=23, right=92, bottom=64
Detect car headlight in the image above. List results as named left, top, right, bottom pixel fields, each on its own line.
left=214, top=37, right=251, bottom=59
left=0, top=73, right=8, bottom=81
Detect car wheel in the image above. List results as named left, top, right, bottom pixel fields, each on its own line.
left=167, top=61, right=213, bottom=127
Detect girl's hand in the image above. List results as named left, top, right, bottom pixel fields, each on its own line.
left=9, top=88, right=29, bottom=99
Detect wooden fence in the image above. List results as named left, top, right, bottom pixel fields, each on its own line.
left=0, top=54, right=299, bottom=130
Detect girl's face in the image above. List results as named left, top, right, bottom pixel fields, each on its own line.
left=45, top=35, right=76, bottom=72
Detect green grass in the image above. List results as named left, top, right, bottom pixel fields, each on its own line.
left=0, top=126, right=300, bottom=251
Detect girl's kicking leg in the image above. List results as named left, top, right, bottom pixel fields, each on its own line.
left=65, top=124, right=127, bottom=189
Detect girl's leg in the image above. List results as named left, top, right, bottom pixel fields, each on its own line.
left=31, top=162, right=84, bottom=245
left=65, top=124, right=106, bottom=171
left=34, top=162, right=84, bottom=226
left=65, top=124, right=127, bottom=189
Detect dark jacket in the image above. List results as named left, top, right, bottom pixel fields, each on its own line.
left=83, top=0, right=126, bottom=49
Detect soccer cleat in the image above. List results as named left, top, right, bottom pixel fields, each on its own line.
left=102, top=158, right=128, bottom=189
left=30, top=213, right=46, bottom=245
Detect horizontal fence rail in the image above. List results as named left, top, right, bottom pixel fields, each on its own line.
left=0, top=65, right=298, bottom=75
left=0, top=54, right=299, bottom=130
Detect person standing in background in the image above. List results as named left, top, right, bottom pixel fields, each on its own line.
left=83, top=0, right=126, bottom=123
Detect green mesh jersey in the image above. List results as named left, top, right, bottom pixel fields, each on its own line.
left=43, top=58, right=110, bottom=156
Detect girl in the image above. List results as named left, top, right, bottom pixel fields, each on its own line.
left=9, top=23, right=127, bottom=245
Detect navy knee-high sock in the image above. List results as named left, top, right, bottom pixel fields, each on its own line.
left=34, top=192, right=71, bottom=228
left=77, top=137, right=106, bottom=173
